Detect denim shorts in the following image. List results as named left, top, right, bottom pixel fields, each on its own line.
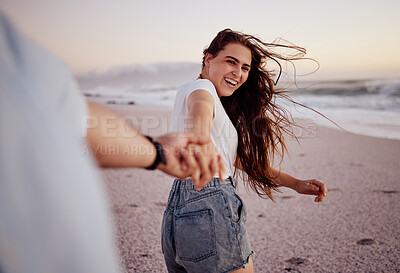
left=161, top=177, right=253, bottom=273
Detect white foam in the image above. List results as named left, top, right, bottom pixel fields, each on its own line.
left=286, top=102, right=400, bottom=140
left=82, top=79, right=400, bottom=140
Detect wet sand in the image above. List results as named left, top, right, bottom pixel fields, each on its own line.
left=101, top=104, right=400, bottom=272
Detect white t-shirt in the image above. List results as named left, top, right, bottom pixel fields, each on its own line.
left=169, top=79, right=238, bottom=177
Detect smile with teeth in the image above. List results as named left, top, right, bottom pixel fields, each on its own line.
left=225, top=77, right=238, bottom=87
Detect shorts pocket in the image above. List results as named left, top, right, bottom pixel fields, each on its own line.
left=224, top=189, right=246, bottom=223
left=234, top=193, right=246, bottom=223
left=174, top=209, right=217, bottom=262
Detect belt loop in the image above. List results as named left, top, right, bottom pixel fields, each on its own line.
left=212, top=177, right=219, bottom=188
left=174, top=179, right=182, bottom=195
left=228, top=176, right=236, bottom=189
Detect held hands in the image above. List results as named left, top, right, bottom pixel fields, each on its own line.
left=155, top=132, right=226, bottom=190
left=187, top=141, right=226, bottom=191
left=295, top=179, right=328, bottom=203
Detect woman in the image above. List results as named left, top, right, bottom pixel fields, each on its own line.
left=162, top=29, right=328, bottom=273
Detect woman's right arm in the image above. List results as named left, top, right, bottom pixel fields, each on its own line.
left=187, top=90, right=226, bottom=190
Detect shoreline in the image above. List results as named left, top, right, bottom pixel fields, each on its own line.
left=84, top=74, right=400, bottom=142
left=103, top=102, right=400, bottom=142
left=98, top=103, right=400, bottom=272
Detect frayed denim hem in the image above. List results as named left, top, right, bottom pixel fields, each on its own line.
left=223, top=251, right=255, bottom=273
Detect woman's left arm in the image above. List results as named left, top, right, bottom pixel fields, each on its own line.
left=271, top=167, right=328, bottom=203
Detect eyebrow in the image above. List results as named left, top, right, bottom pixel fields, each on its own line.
left=226, top=56, right=251, bottom=68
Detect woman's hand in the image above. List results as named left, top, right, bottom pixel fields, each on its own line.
left=156, top=133, right=225, bottom=185
left=188, top=141, right=226, bottom=191
left=156, top=133, right=226, bottom=190
left=295, top=179, right=327, bottom=203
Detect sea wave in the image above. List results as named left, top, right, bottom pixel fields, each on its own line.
left=82, top=78, right=400, bottom=140
left=294, top=79, right=400, bottom=97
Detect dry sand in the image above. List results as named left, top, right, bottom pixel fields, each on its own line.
left=101, top=104, right=400, bottom=273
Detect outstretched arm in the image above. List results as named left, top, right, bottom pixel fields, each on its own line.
left=86, top=101, right=216, bottom=180
left=235, top=158, right=327, bottom=202
left=86, top=101, right=156, bottom=168
left=186, top=89, right=226, bottom=190
left=270, top=167, right=327, bottom=203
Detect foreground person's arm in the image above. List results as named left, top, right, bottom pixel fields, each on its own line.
left=86, top=101, right=214, bottom=180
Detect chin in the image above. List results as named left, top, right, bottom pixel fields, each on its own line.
left=216, top=87, right=236, bottom=97
left=226, top=90, right=237, bottom=97
left=219, top=92, right=230, bottom=97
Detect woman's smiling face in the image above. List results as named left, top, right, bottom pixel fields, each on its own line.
left=204, top=42, right=252, bottom=98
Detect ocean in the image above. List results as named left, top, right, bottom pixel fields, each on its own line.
left=82, top=78, right=400, bottom=140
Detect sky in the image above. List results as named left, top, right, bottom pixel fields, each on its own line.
left=1, top=0, right=400, bottom=80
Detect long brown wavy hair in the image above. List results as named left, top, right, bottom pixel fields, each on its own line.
left=202, top=29, right=314, bottom=200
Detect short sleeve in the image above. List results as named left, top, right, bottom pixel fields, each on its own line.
left=59, top=67, right=89, bottom=138
left=184, top=79, right=218, bottom=118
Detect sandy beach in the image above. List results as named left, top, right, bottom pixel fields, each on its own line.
left=100, top=104, right=400, bottom=272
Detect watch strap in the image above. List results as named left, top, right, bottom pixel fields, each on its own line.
left=145, top=136, right=167, bottom=170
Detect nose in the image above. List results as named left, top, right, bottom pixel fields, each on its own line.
left=231, top=65, right=241, bottom=78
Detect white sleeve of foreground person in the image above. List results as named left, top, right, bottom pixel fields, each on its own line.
left=0, top=13, right=120, bottom=273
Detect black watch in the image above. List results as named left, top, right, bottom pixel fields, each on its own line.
left=145, top=136, right=167, bottom=170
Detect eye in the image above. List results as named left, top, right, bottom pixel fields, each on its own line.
left=242, top=66, right=250, bottom=72
left=227, top=60, right=235, bottom=65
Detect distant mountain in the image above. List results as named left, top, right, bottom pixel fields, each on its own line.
left=76, top=62, right=201, bottom=90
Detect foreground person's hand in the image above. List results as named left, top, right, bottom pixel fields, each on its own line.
left=155, top=132, right=225, bottom=184
left=295, top=179, right=327, bottom=203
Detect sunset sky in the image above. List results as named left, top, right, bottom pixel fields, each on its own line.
left=1, top=0, right=399, bottom=80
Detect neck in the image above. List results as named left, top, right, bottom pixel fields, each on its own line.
left=198, top=69, right=209, bottom=80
